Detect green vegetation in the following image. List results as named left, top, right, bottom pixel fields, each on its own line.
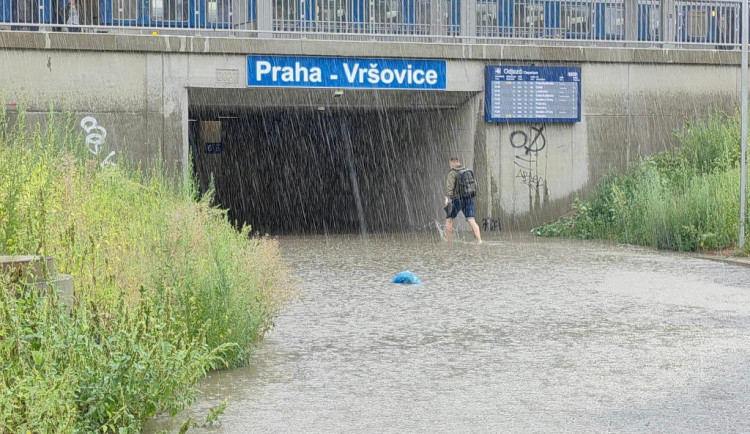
left=535, top=113, right=747, bottom=252
left=0, top=109, right=291, bottom=432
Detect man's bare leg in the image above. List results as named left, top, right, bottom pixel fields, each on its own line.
left=445, top=218, right=453, bottom=242
left=467, top=218, right=483, bottom=243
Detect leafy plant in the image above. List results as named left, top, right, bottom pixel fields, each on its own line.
left=535, top=112, right=748, bottom=253
left=0, top=109, right=292, bottom=432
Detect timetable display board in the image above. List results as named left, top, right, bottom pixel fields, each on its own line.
left=485, top=66, right=581, bottom=123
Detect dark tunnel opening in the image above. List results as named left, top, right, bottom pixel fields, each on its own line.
left=189, top=106, right=456, bottom=235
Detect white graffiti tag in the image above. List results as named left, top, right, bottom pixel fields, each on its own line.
left=80, top=116, right=116, bottom=168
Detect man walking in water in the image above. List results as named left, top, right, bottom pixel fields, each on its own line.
left=444, top=157, right=483, bottom=243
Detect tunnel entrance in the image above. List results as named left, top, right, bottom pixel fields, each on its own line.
left=189, top=89, right=476, bottom=235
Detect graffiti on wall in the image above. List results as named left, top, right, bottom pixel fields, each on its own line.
left=510, top=124, right=549, bottom=209
left=510, top=125, right=547, bottom=155
left=81, top=117, right=116, bottom=168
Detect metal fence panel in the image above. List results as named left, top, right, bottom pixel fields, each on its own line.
left=0, top=0, right=742, bottom=49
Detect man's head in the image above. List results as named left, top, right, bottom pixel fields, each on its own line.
left=449, top=157, right=460, bottom=169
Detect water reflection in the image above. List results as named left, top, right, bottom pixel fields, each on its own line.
left=145, top=234, right=750, bottom=433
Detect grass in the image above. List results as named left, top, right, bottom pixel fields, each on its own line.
left=0, top=108, right=292, bottom=432
left=535, top=112, right=748, bottom=253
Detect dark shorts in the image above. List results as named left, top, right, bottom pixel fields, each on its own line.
left=448, top=198, right=475, bottom=220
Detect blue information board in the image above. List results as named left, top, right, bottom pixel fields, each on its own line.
left=485, top=66, right=581, bottom=123
left=247, top=55, right=446, bottom=90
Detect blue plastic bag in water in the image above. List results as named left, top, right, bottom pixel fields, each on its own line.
left=392, top=271, right=422, bottom=285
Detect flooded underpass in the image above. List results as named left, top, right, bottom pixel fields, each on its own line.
left=145, top=234, right=750, bottom=433
left=188, top=87, right=478, bottom=235
left=191, top=108, right=452, bottom=234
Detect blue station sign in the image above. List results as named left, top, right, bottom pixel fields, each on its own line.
left=485, top=65, right=581, bottom=123
left=247, top=55, right=447, bottom=90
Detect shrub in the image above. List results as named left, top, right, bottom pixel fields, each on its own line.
left=535, top=112, right=748, bottom=253
left=0, top=109, right=291, bottom=432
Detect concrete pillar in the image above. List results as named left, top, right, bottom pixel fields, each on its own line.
left=486, top=124, right=504, bottom=222
left=257, top=0, right=272, bottom=37
left=484, top=123, right=497, bottom=220
left=461, top=0, right=477, bottom=39
left=179, top=88, right=190, bottom=184
left=462, top=93, right=483, bottom=176
left=624, top=0, right=638, bottom=41
left=160, top=54, right=190, bottom=178
left=660, top=0, right=676, bottom=43
left=146, top=53, right=165, bottom=169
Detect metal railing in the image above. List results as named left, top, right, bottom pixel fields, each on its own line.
left=269, top=0, right=459, bottom=37
left=0, top=0, right=742, bottom=49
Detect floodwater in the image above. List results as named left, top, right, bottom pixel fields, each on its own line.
left=145, top=233, right=750, bottom=433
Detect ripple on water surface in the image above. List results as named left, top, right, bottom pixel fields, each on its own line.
left=145, top=234, right=750, bottom=433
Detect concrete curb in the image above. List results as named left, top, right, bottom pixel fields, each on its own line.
left=692, top=254, right=750, bottom=268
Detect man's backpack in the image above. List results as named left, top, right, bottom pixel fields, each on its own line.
left=454, top=168, right=477, bottom=199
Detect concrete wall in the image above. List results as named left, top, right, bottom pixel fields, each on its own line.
left=484, top=62, right=738, bottom=229
left=0, top=49, right=184, bottom=170
left=0, top=32, right=743, bottom=230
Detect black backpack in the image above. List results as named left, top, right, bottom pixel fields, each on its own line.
left=454, top=168, right=477, bottom=199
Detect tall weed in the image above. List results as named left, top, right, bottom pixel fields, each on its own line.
left=0, top=109, right=292, bottom=432
left=535, top=112, right=747, bottom=252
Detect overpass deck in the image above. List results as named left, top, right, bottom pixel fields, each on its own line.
left=0, top=30, right=742, bottom=66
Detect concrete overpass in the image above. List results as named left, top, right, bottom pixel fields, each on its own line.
left=0, top=32, right=742, bottom=232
